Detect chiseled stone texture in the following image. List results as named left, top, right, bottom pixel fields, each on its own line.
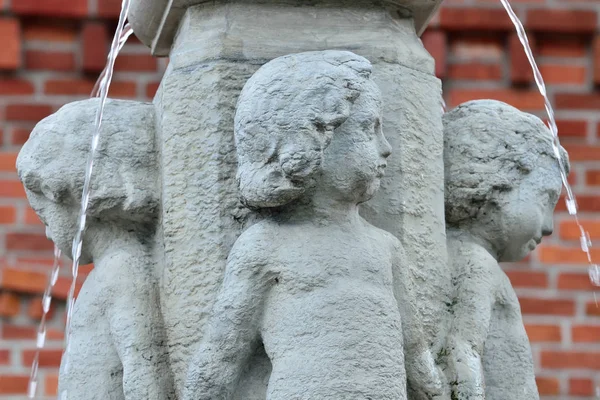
left=442, top=100, right=568, bottom=400
left=16, top=99, right=175, bottom=400
left=183, top=50, right=444, bottom=400
left=156, top=2, right=448, bottom=397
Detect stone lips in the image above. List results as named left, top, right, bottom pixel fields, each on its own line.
left=128, top=0, right=444, bottom=56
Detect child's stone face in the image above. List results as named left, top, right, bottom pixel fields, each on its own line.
left=496, top=162, right=562, bottom=262
left=28, top=192, right=93, bottom=264
left=319, top=84, right=392, bottom=203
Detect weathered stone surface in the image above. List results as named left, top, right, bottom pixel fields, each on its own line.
left=442, top=100, right=568, bottom=400
left=128, top=0, right=444, bottom=56
left=157, top=2, right=448, bottom=397
left=16, top=99, right=175, bottom=400
left=183, top=50, right=444, bottom=400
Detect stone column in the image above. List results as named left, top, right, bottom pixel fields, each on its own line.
left=130, top=0, right=449, bottom=395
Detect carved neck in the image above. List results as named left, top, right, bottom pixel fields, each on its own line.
left=446, top=227, right=500, bottom=261
left=84, top=223, right=148, bottom=265
left=277, top=190, right=362, bottom=226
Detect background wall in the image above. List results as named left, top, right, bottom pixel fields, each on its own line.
left=0, top=0, right=598, bottom=398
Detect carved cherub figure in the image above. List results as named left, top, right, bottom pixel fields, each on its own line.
left=17, top=99, right=175, bottom=400
left=183, top=50, right=445, bottom=400
left=442, top=100, right=569, bottom=400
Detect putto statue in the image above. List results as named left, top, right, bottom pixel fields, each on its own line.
left=183, top=50, right=444, bottom=400
left=442, top=100, right=568, bottom=400
left=16, top=99, right=175, bottom=400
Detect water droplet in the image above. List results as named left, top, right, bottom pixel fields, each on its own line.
left=590, top=265, right=600, bottom=286
left=36, top=328, right=46, bottom=349
left=28, top=380, right=37, bottom=398
left=566, top=199, right=577, bottom=215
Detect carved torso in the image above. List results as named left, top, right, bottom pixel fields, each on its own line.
left=252, top=219, right=407, bottom=399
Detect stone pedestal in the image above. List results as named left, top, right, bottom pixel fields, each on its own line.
left=133, top=0, right=449, bottom=396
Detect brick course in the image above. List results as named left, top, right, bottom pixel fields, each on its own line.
left=0, top=0, right=598, bottom=398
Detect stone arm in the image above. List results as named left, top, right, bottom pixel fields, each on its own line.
left=445, top=258, right=494, bottom=400
left=182, top=243, right=272, bottom=400
left=108, top=278, right=176, bottom=400
left=392, top=245, right=446, bottom=400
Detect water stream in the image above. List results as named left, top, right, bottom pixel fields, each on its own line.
left=498, top=0, right=599, bottom=288
left=25, top=0, right=597, bottom=397
left=27, top=0, right=133, bottom=397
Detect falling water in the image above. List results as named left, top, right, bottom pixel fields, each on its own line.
left=499, top=0, right=598, bottom=287
left=27, top=0, right=133, bottom=398
left=27, top=246, right=61, bottom=398
left=498, top=0, right=600, bottom=397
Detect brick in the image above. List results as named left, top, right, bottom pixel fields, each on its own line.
left=98, top=0, right=124, bottom=18
left=1, top=324, right=63, bottom=340
left=0, top=180, right=27, bottom=197
left=450, top=36, right=504, bottom=60
left=594, top=36, right=600, bottom=85
left=15, top=256, right=56, bottom=268
left=539, top=64, right=586, bottom=85
left=53, top=276, right=83, bottom=300
left=587, top=170, right=600, bottom=186
left=519, top=297, right=575, bottom=315
left=12, top=0, right=88, bottom=18
left=6, top=104, right=53, bottom=122
left=0, top=152, right=18, bottom=171
left=558, top=273, right=595, bottom=291
left=146, top=82, right=161, bottom=99
left=1, top=268, right=47, bottom=294
left=510, top=33, right=534, bottom=85
left=536, top=376, right=560, bottom=395
left=448, top=89, right=544, bottom=110
left=447, top=62, right=502, bottom=81
left=570, top=378, right=594, bottom=396
left=560, top=220, right=600, bottom=240
left=0, top=206, right=16, bottom=224
left=24, top=207, right=43, bottom=225
left=556, top=94, right=600, bottom=110
left=421, top=30, right=447, bottom=79
left=0, top=292, right=20, bottom=317
left=555, top=196, right=600, bottom=213
left=586, top=301, right=600, bottom=316
left=0, top=79, right=34, bottom=96
left=539, top=245, right=600, bottom=264
left=22, top=349, right=63, bottom=368
left=505, top=270, right=548, bottom=288
left=10, top=127, right=32, bottom=145
left=6, top=233, right=53, bottom=252
left=0, top=18, right=21, bottom=70
left=541, top=351, right=600, bottom=369
left=526, top=9, right=597, bottom=33
left=109, top=81, right=138, bottom=99
left=27, top=296, right=55, bottom=320
left=555, top=120, right=587, bottom=139
left=25, top=50, right=76, bottom=71
left=0, top=375, right=28, bottom=394
left=1, top=324, right=35, bottom=339
left=0, top=349, right=9, bottom=365
left=45, top=79, right=94, bottom=96
left=572, top=325, right=600, bottom=342
left=45, top=374, right=59, bottom=396
left=82, top=22, right=108, bottom=72
left=525, top=324, right=562, bottom=342
left=114, top=54, right=158, bottom=72
left=23, top=22, right=77, bottom=42
left=562, top=145, right=600, bottom=161
left=440, top=8, right=513, bottom=31
left=538, top=36, right=586, bottom=58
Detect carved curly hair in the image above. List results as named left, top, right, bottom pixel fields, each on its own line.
left=234, top=50, right=377, bottom=209
left=443, top=100, right=569, bottom=227
left=16, top=98, right=159, bottom=224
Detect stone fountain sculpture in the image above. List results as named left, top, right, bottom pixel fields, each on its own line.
left=15, top=0, right=570, bottom=399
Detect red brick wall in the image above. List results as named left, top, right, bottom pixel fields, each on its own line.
left=0, top=0, right=598, bottom=398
